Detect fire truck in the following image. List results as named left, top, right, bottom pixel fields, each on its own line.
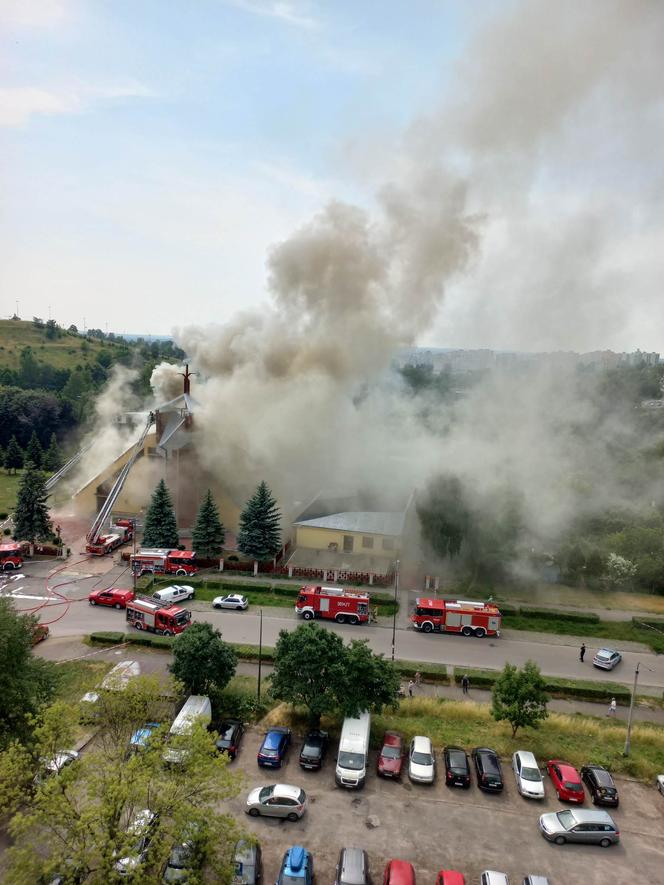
left=85, top=519, right=134, bottom=555
left=125, top=596, right=192, bottom=636
left=0, top=542, right=23, bottom=570
left=130, top=548, right=198, bottom=576
left=295, top=585, right=370, bottom=625
left=411, top=598, right=501, bottom=638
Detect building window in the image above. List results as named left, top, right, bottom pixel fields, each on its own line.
left=362, top=536, right=374, bottom=549
left=343, top=535, right=354, bottom=552
left=382, top=538, right=395, bottom=550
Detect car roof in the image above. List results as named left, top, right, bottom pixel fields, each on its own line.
left=412, top=735, right=432, bottom=751
left=515, top=750, right=538, bottom=766
left=383, top=732, right=402, bottom=746
left=596, top=647, right=618, bottom=655
left=339, top=847, right=366, bottom=884
left=566, top=809, right=616, bottom=824
left=584, top=764, right=613, bottom=781
left=552, top=760, right=580, bottom=777
left=386, top=859, right=415, bottom=884
left=273, top=784, right=303, bottom=800
left=284, top=845, right=309, bottom=875
left=235, top=840, right=259, bottom=864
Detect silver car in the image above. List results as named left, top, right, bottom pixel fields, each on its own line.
left=539, top=808, right=620, bottom=847
left=592, top=648, right=622, bottom=670
left=245, top=783, right=307, bottom=821
left=408, top=735, right=436, bottom=784
left=512, top=750, right=545, bottom=799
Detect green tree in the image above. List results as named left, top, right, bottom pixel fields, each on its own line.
left=45, top=319, right=58, bottom=339
left=0, top=444, right=4, bottom=469
left=491, top=661, right=549, bottom=737
left=25, top=430, right=44, bottom=470
left=4, top=435, right=24, bottom=474
left=416, top=474, right=468, bottom=558
left=142, top=478, right=179, bottom=548
left=170, top=622, right=237, bottom=697
left=337, top=638, right=400, bottom=718
left=0, top=599, right=59, bottom=747
left=192, top=489, right=225, bottom=559
left=12, top=462, right=52, bottom=543
left=237, top=480, right=281, bottom=561
left=43, top=432, right=62, bottom=472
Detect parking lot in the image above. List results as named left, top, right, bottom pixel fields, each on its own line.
left=227, top=727, right=664, bottom=885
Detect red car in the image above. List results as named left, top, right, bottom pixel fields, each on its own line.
left=377, top=731, right=404, bottom=778
left=88, top=588, right=135, bottom=609
left=31, top=624, right=49, bottom=645
left=383, top=860, right=415, bottom=885
left=435, top=873, right=465, bottom=885
left=547, top=759, right=585, bottom=803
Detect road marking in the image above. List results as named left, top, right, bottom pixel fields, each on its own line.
left=0, top=591, right=54, bottom=601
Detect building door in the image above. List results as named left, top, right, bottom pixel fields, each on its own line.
left=343, top=535, right=354, bottom=552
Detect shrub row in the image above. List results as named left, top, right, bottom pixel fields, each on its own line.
left=514, top=606, right=600, bottom=624
left=452, top=667, right=631, bottom=704
left=89, top=631, right=175, bottom=649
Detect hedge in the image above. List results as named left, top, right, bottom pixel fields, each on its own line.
left=452, top=667, right=631, bottom=704
left=631, top=616, right=664, bottom=629
left=395, top=660, right=449, bottom=684
left=516, top=607, right=600, bottom=624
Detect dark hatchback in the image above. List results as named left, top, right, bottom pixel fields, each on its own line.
left=472, top=747, right=504, bottom=792
left=443, top=745, right=471, bottom=788
left=215, top=719, right=244, bottom=760
left=581, top=764, right=620, bottom=807
left=257, top=727, right=291, bottom=768
left=299, top=730, right=329, bottom=770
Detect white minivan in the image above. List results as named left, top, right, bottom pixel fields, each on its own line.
left=335, top=712, right=371, bottom=789
left=163, top=695, right=211, bottom=764
left=152, top=585, right=195, bottom=604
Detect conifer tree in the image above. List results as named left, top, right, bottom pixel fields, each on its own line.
left=192, top=489, right=225, bottom=558
left=4, top=436, right=24, bottom=474
left=0, top=445, right=4, bottom=469
left=25, top=431, right=44, bottom=470
left=142, top=479, right=179, bottom=548
left=43, top=433, right=62, bottom=472
left=13, top=462, right=52, bottom=542
left=237, top=481, right=281, bottom=561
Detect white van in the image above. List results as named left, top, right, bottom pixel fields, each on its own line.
left=152, top=584, right=195, bottom=604
left=163, top=695, right=212, bottom=764
left=335, top=712, right=371, bottom=789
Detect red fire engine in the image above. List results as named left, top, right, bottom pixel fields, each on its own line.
left=125, top=596, right=191, bottom=635
left=295, top=585, right=370, bottom=625
left=86, top=519, right=134, bottom=556
left=411, top=598, right=501, bottom=638
left=0, top=542, right=24, bottom=570
left=130, top=548, right=198, bottom=576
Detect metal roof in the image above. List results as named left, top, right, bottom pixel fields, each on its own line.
left=293, top=511, right=405, bottom=537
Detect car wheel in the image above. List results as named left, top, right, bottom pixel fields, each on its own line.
left=89, top=599, right=96, bottom=605
left=600, top=838, right=611, bottom=848
left=114, top=603, right=121, bottom=610
left=302, top=610, right=314, bottom=620
left=236, top=605, right=244, bottom=610
left=554, top=836, right=566, bottom=845
left=474, top=627, right=486, bottom=638
left=134, top=622, right=143, bottom=630
left=176, top=569, right=186, bottom=576
left=163, top=630, right=173, bottom=637
left=462, top=626, right=473, bottom=637
left=422, top=622, right=433, bottom=633
left=248, top=808, right=260, bottom=817
left=349, top=615, right=359, bottom=625
left=214, top=603, right=222, bottom=609
left=287, top=812, right=299, bottom=822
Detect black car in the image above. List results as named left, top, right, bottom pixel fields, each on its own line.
left=233, top=839, right=262, bottom=885
left=334, top=847, right=370, bottom=885
left=581, top=764, right=620, bottom=807
left=215, top=719, right=244, bottom=759
left=443, top=745, right=471, bottom=788
left=472, top=747, right=503, bottom=792
left=299, top=730, right=329, bottom=770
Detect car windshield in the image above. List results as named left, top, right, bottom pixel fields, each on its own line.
left=221, top=724, right=236, bottom=739
left=168, top=844, right=192, bottom=869
left=564, top=781, right=583, bottom=792
left=557, top=810, right=576, bottom=830
left=338, top=751, right=364, bottom=770
left=448, top=751, right=466, bottom=769
left=381, top=746, right=401, bottom=759
left=174, top=611, right=190, bottom=625
left=521, top=766, right=541, bottom=781
left=597, top=651, right=613, bottom=660
left=411, top=751, right=432, bottom=766
left=281, top=876, right=304, bottom=885
left=258, top=786, right=274, bottom=801
left=260, top=746, right=277, bottom=756
left=302, top=743, right=320, bottom=756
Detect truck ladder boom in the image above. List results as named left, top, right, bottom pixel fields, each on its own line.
left=86, top=414, right=154, bottom=545
left=44, top=442, right=94, bottom=492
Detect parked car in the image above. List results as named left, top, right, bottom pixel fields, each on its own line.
left=377, top=731, right=404, bottom=779
left=472, top=747, right=503, bottom=792
left=435, top=872, right=465, bottom=885
left=539, top=808, right=620, bottom=847
left=581, top=764, right=619, bottom=807
left=547, top=759, right=585, bottom=803
left=129, top=722, right=161, bottom=752
left=299, top=729, right=328, bottom=770
left=215, top=719, right=244, bottom=759
left=213, top=594, right=249, bottom=610
left=443, top=745, right=471, bottom=789
left=257, top=726, right=291, bottom=768
left=657, top=774, right=664, bottom=795
left=233, top=839, right=262, bottom=885
left=383, top=859, right=415, bottom=885
left=114, top=809, right=158, bottom=876
left=408, top=735, right=436, bottom=784
left=276, top=846, right=314, bottom=885
left=480, top=874, right=509, bottom=885
left=522, top=877, right=549, bottom=885
left=152, top=585, right=195, bottom=604
left=88, top=587, right=135, bottom=608
left=335, top=848, right=369, bottom=885
left=35, top=749, right=79, bottom=784
left=245, top=784, right=307, bottom=820
left=162, top=837, right=197, bottom=883
left=512, top=750, right=545, bottom=799
left=592, top=648, right=622, bottom=670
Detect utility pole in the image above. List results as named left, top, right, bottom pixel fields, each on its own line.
left=257, top=608, right=264, bottom=703
left=623, top=662, right=640, bottom=756
left=391, top=559, right=400, bottom=662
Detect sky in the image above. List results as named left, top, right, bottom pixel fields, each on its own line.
left=1, top=0, right=662, bottom=352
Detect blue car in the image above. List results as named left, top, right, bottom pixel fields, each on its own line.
left=276, top=846, right=314, bottom=885
left=129, top=722, right=160, bottom=752
left=257, top=727, right=291, bottom=768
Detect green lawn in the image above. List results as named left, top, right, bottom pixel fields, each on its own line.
left=503, top=612, right=664, bottom=653
left=0, top=471, right=22, bottom=517
left=0, top=318, right=130, bottom=372
left=494, top=580, right=664, bottom=615
left=54, top=659, right=113, bottom=705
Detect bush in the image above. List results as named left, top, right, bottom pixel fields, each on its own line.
left=3, top=528, right=10, bottom=536
left=0, top=511, right=8, bottom=519
left=89, top=631, right=125, bottom=645
left=517, top=607, right=600, bottom=624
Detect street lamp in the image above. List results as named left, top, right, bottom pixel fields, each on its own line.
left=391, top=559, right=400, bottom=662
left=623, top=661, right=640, bottom=757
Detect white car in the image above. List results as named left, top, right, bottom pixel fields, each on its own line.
left=35, top=749, right=80, bottom=785
left=114, top=809, right=158, bottom=876
left=152, top=585, right=195, bottom=604
left=592, top=648, right=622, bottom=670
left=480, top=873, right=509, bottom=885
left=213, top=594, right=249, bottom=611
left=408, top=735, right=436, bottom=784
left=657, top=774, right=664, bottom=795
left=512, top=750, right=545, bottom=799
left=246, top=784, right=307, bottom=820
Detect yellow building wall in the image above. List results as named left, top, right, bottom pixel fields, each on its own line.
left=295, top=525, right=400, bottom=559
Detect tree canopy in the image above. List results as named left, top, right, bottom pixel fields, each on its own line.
left=142, top=478, right=179, bottom=549
left=491, top=660, right=549, bottom=737
left=237, top=481, right=281, bottom=561
left=170, top=622, right=237, bottom=698
left=192, top=489, right=225, bottom=559
left=12, top=461, right=53, bottom=543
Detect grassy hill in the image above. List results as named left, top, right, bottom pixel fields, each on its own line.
left=0, top=319, right=131, bottom=371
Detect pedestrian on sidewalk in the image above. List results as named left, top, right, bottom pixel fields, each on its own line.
left=461, top=674, right=470, bottom=695
left=579, top=643, right=586, bottom=663
left=414, top=671, right=422, bottom=687
left=607, top=697, right=617, bottom=717
left=408, top=679, right=414, bottom=698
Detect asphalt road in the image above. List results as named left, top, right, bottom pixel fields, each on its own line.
left=4, top=560, right=664, bottom=691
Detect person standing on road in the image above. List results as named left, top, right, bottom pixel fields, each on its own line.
left=579, top=643, right=586, bottom=663
left=408, top=679, right=414, bottom=698
left=461, top=674, right=470, bottom=695
left=607, top=697, right=617, bottom=716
